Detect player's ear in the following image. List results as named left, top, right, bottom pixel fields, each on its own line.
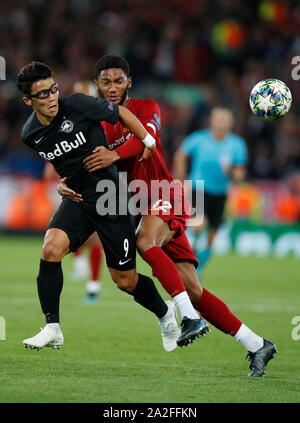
left=128, top=77, right=132, bottom=89
left=94, top=79, right=99, bottom=89
left=23, top=96, right=32, bottom=107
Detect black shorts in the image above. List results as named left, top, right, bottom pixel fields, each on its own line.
left=48, top=198, right=136, bottom=271
left=191, top=190, right=227, bottom=229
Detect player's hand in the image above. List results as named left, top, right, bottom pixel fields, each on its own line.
left=83, top=146, right=120, bottom=172
left=139, top=145, right=156, bottom=162
left=57, top=177, right=83, bottom=202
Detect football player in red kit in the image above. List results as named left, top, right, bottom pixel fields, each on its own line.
left=58, top=55, right=277, bottom=376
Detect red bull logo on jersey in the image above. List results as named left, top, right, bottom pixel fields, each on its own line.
left=39, top=132, right=87, bottom=161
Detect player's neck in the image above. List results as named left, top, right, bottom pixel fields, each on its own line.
left=35, top=111, right=57, bottom=126
left=121, top=97, right=131, bottom=107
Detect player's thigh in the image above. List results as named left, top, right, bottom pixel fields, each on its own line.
left=48, top=198, right=95, bottom=253
left=82, top=231, right=101, bottom=247
left=136, top=215, right=175, bottom=253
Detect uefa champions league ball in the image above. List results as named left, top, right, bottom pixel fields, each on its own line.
left=249, top=79, right=292, bottom=121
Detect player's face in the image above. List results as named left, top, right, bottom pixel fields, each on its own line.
left=24, top=77, right=59, bottom=122
left=95, top=69, right=132, bottom=105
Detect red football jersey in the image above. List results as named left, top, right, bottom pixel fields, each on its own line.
left=102, top=98, right=195, bottom=258
left=102, top=98, right=174, bottom=190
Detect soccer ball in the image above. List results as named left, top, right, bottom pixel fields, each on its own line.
left=249, top=79, right=292, bottom=121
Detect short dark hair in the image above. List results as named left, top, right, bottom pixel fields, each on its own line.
left=16, top=61, right=53, bottom=96
left=95, top=55, right=130, bottom=79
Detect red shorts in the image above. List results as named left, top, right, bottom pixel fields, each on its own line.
left=163, top=232, right=198, bottom=269
left=146, top=186, right=198, bottom=268
left=147, top=184, right=191, bottom=237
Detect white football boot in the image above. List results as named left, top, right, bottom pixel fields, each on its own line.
left=23, top=323, right=64, bottom=350
left=157, top=300, right=181, bottom=352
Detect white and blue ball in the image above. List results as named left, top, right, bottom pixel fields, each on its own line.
left=249, top=78, right=292, bottom=121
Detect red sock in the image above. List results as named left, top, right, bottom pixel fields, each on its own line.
left=142, top=246, right=186, bottom=298
left=74, top=248, right=81, bottom=257
left=89, top=245, right=102, bottom=281
left=195, top=288, right=242, bottom=336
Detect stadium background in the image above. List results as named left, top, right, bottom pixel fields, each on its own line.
left=0, top=0, right=300, bottom=406
left=0, top=0, right=300, bottom=258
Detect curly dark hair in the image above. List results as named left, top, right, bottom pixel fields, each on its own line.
left=95, top=55, right=130, bottom=79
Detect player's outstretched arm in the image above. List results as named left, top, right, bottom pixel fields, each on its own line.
left=83, top=139, right=155, bottom=172
left=83, top=146, right=120, bottom=172
left=118, top=105, right=156, bottom=148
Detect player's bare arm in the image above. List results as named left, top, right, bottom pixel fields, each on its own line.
left=83, top=141, right=155, bottom=172
left=83, top=146, right=120, bottom=172
left=57, top=177, right=83, bottom=202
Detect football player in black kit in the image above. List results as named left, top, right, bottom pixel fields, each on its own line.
left=17, top=61, right=182, bottom=351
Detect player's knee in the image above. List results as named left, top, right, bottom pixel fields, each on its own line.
left=42, top=239, right=66, bottom=262
left=136, top=233, right=156, bottom=255
left=111, top=271, right=137, bottom=293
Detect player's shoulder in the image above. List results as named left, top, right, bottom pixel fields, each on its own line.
left=62, top=93, right=105, bottom=109
left=130, top=98, right=160, bottom=112
left=61, top=93, right=87, bottom=108
left=21, top=112, right=38, bottom=144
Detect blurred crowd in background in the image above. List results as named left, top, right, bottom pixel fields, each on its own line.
left=0, top=0, right=300, bottom=181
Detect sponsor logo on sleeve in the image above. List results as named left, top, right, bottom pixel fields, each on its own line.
left=150, top=113, right=160, bottom=131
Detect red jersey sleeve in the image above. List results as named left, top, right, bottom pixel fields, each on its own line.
left=115, top=135, right=144, bottom=159
left=134, top=99, right=161, bottom=139
left=115, top=99, right=161, bottom=159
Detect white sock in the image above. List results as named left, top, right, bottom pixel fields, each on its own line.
left=173, top=291, right=199, bottom=320
left=86, top=280, right=101, bottom=294
left=234, top=323, right=264, bottom=352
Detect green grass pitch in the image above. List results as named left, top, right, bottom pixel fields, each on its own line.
left=0, top=235, right=300, bottom=403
